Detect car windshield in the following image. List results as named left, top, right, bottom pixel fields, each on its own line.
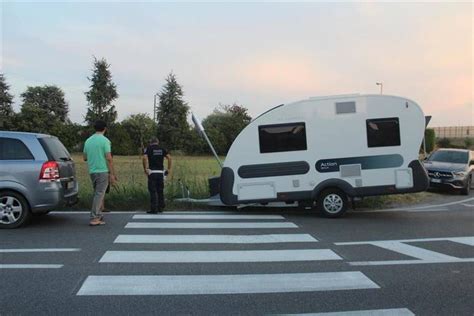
left=428, top=151, right=468, bottom=164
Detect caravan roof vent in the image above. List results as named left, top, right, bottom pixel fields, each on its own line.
left=335, top=101, right=356, bottom=114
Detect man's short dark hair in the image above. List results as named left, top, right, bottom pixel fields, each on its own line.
left=150, top=137, right=159, bottom=144
left=94, top=120, right=107, bottom=132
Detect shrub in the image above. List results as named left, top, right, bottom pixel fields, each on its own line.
left=424, top=128, right=435, bottom=153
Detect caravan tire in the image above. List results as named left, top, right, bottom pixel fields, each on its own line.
left=317, top=188, right=348, bottom=218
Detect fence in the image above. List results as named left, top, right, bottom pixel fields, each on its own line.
left=433, top=126, right=474, bottom=139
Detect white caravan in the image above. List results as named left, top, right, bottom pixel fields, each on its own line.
left=218, top=94, right=429, bottom=217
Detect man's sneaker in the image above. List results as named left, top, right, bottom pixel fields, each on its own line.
left=146, top=211, right=158, bottom=214
left=89, top=219, right=106, bottom=226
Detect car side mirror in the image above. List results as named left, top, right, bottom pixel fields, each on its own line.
left=470, top=160, right=474, bottom=166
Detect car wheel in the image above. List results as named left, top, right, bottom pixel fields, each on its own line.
left=461, top=177, right=471, bottom=195
left=317, top=188, right=348, bottom=218
left=0, top=191, right=31, bottom=229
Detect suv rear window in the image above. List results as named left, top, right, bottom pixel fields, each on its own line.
left=38, top=137, right=72, bottom=161
left=0, top=137, right=34, bottom=160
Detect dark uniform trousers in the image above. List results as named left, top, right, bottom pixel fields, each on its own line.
left=148, top=173, right=165, bottom=212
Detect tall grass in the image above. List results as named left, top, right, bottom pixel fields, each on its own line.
left=73, top=154, right=221, bottom=210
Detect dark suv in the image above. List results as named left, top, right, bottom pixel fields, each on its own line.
left=0, top=131, right=78, bottom=228
left=423, top=148, right=474, bottom=195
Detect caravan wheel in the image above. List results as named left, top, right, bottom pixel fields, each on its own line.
left=317, top=189, right=348, bottom=218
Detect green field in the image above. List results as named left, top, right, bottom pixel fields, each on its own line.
left=73, top=154, right=222, bottom=210
left=74, top=154, right=435, bottom=211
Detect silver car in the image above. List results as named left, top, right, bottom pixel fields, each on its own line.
left=0, top=131, right=79, bottom=228
left=423, top=148, right=474, bottom=195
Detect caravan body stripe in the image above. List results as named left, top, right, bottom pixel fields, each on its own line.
left=316, top=154, right=404, bottom=173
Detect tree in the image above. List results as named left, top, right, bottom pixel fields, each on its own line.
left=156, top=72, right=190, bottom=151
left=424, top=128, right=435, bottom=153
left=202, top=103, right=252, bottom=154
left=0, top=74, right=15, bottom=130
left=20, top=86, right=69, bottom=121
left=16, top=85, right=69, bottom=134
left=107, top=123, right=135, bottom=155
left=84, top=57, right=118, bottom=127
left=122, top=113, right=157, bottom=154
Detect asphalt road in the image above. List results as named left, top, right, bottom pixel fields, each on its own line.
left=1, top=193, right=473, bottom=316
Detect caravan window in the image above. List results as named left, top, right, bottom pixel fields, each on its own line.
left=366, top=117, right=401, bottom=147
left=258, top=122, right=307, bottom=153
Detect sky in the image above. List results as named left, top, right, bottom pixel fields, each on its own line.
left=1, top=1, right=473, bottom=127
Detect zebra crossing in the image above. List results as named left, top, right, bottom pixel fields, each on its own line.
left=76, top=211, right=414, bottom=314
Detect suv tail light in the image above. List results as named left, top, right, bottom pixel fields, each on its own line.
left=39, top=161, right=60, bottom=182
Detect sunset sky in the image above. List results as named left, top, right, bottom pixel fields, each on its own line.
left=2, top=1, right=473, bottom=127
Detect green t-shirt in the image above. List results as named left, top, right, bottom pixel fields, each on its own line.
left=83, top=134, right=111, bottom=174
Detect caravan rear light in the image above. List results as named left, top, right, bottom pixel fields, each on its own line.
left=39, top=161, right=60, bottom=182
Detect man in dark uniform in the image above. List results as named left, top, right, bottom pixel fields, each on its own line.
left=142, top=137, right=172, bottom=213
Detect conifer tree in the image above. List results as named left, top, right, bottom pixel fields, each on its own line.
left=156, top=73, right=190, bottom=150
left=84, top=57, right=118, bottom=126
left=0, top=74, right=15, bottom=129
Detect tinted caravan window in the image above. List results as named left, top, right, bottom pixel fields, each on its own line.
left=0, top=137, right=34, bottom=160
left=366, top=117, right=401, bottom=148
left=259, top=122, right=307, bottom=153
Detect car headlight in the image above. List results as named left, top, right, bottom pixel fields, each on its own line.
left=453, top=171, right=467, bottom=177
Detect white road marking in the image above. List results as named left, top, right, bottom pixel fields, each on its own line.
left=125, top=222, right=298, bottom=229
left=0, top=264, right=63, bottom=269
left=50, top=211, right=245, bottom=215
left=450, top=236, right=474, bottom=246
left=133, top=214, right=285, bottom=220
left=336, top=236, right=474, bottom=265
left=399, top=196, right=474, bottom=210
left=0, top=248, right=81, bottom=253
left=462, top=203, right=474, bottom=207
left=280, top=308, right=414, bottom=315
left=365, top=241, right=458, bottom=261
left=362, top=196, right=474, bottom=213
left=77, top=272, right=379, bottom=295
left=335, top=236, right=474, bottom=246
left=50, top=211, right=138, bottom=214
left=349, top=258, right=474, bottom=266
left=99, top=249, right=341, bottom=263
left=361, top=208, right=449, bottom=213
left=160, top=211, right=238, bottom=214
left=114, top=234, right=318, bottom=244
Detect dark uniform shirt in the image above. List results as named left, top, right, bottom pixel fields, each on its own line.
left=144, top=145, right=168, bottom=170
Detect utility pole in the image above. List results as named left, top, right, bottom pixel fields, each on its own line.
left=376, top=82, right=383, bottom=94
left=153, top=93, right=159, bottom=122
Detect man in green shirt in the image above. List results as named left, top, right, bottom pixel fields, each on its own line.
left=83, top=120, right=117, bottom=226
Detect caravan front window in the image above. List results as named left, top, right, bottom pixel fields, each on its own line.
left=366, top=117, right=401, bottom=147
left=258, top=122, right=307, bottom=153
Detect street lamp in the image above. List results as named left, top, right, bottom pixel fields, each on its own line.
left=376, top=82, right=383, bottom=95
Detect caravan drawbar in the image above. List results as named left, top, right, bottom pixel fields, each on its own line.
left=218, top=94, right=429, bottom=217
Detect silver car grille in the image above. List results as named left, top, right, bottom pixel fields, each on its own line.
left=427, top=170, right=453, bottom=178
